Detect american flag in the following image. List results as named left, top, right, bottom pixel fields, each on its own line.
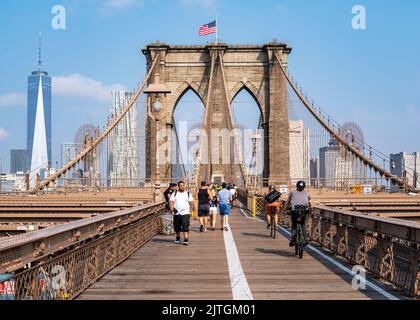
left=198, top=20, right=217, bottom=36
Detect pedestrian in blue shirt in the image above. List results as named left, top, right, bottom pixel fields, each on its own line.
left=217, top=182, right=232, bottom=231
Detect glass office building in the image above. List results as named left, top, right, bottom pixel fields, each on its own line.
left=10, top=149, right=28, bottom=174
left=27, top=70, right=52, bottom=176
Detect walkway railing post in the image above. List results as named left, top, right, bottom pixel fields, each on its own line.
left=252, top=196, right=256, bottom=218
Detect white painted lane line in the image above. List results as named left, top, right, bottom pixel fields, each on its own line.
left=240, top=208, right=253, bottom=219
left=305, top=244, right=399, bottom=300
left=223, top=227, right=254, bottom=300
left=238, top=206, right=399, bottom=300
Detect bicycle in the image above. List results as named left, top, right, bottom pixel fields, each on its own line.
left=293, top=206, right=308, bottom=259
left=269, top=206, right=277, bottom=239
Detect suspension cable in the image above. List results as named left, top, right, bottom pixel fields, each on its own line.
left=274, top=52, right=408, bottom=189
left=33, top=55, right=160, bottom=192
left=218, top=51, right=247, bottom=185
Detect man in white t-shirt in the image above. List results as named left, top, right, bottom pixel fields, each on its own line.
left=169, top=181, right=195, bottom=245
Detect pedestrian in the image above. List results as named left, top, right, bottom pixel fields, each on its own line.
left=164, top=183, right=177, bottom=210
left=217, top=182, right=233, bottom=231
left=208, top=184, right=218, bottom=231
left=229, top=184, right=237, bottom=207
left=162, top=182, right=177, bottom=234
left=197, top=181, right=210, bottom=232
left=170, top=181, right=196, bottom=245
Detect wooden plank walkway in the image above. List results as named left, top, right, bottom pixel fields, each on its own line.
left=79, top=219, right=232, bottom=300
left=79, top=207, right=404, bottom=300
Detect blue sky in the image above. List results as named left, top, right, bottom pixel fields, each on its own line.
left=0, top=0, right=419, bottom=172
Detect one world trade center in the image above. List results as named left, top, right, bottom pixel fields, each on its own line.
left=27, top=34, right=52, bottom=184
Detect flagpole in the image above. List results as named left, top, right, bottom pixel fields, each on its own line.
left=216, top=13, right=218, bottom=44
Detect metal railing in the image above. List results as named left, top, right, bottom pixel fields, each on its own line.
left=237, top=189, right=420, bottom=297
left=242, top=176, right=414, bottom=194
left=0, top=202, right=165, bottom=300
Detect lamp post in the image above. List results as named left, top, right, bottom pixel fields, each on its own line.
left=144, top=72, right=171, bottom=201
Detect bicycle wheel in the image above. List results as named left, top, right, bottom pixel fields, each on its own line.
left=298, top=243, right=303, bottom=259
left=297, top=226, right=303, bottom=259
left=272, top=218, right=276, bottom=239
left=269, top=207, right=275, bottom=238
left=269, top=214, right=273, bottom=238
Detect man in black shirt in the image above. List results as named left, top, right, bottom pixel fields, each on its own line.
left=164, top=183, right=177, bottom=210
left=162, top=183, right=177, bottom=235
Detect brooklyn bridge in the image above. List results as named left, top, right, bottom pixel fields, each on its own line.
left=0, top=42, right=419, bottom=300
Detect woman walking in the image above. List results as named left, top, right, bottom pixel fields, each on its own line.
left=208, top=184, right=218, bottom=231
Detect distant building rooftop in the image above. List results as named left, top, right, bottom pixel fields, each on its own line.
left=31, top=70, right=48, bottom=76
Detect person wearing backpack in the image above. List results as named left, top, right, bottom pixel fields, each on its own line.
left=265, top=184, right=281, bottom=229
left=169, top=181, right=196, bottom=245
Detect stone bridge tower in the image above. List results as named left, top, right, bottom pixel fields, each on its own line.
left=142, top=42, right=292, bottom=186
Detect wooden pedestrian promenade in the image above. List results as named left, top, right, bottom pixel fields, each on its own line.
left=79, top=207, right=404, bottom=300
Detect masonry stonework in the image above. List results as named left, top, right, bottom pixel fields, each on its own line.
left=143, top=42, right=292, bottom=185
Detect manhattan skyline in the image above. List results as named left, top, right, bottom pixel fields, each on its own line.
left=0, top=0, right=419, bottom=173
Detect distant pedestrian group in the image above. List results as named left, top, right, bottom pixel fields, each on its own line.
left=164, top=180, right=237, bottom=245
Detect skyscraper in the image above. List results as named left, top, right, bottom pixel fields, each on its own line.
left=319, top=138, right=365, bottom=188
left=10, top=149, right=28, bottom=174
left=107, top=91, right=139, bottom=187
left=319, top=139, right=340, bottom=187
left=390, top=152, right=420, bottom=191
left=289, top=120, right=310, bottom=185
left=27, top=34, right=52, bottom=183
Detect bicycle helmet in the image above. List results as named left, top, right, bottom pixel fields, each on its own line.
left=296, top=180, right=306, bottom=191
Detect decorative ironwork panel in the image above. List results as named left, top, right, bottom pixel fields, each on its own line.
left=0, top=207, right=162, bottom=300
left=364, top=235, right=386, bottom=275
left=346, top=229, right=364, bottom=264
left=391, top=242, right=418, bottom=295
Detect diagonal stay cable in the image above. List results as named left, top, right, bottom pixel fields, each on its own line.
left=33, top=56, right=160, bottom=192
left=274, top=52, right=408, bottom=189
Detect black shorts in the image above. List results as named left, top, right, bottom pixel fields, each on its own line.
left=290, top=209, right=308, bottom=229
left=198, top=204, right=210, bottom=217
left=173, top=214, right=190, bottom=233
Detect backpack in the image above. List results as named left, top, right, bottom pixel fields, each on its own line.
left=265, top=190, right=281, bottom=204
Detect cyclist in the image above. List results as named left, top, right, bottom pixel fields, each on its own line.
left=265, top=184, right=281, bottom=229
left=282, top=181, right=311, bottom=247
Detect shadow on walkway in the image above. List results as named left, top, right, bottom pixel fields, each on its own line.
left=255, top=247, right=296, bottom=257
left=241, top=232, right=271, bottom=239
